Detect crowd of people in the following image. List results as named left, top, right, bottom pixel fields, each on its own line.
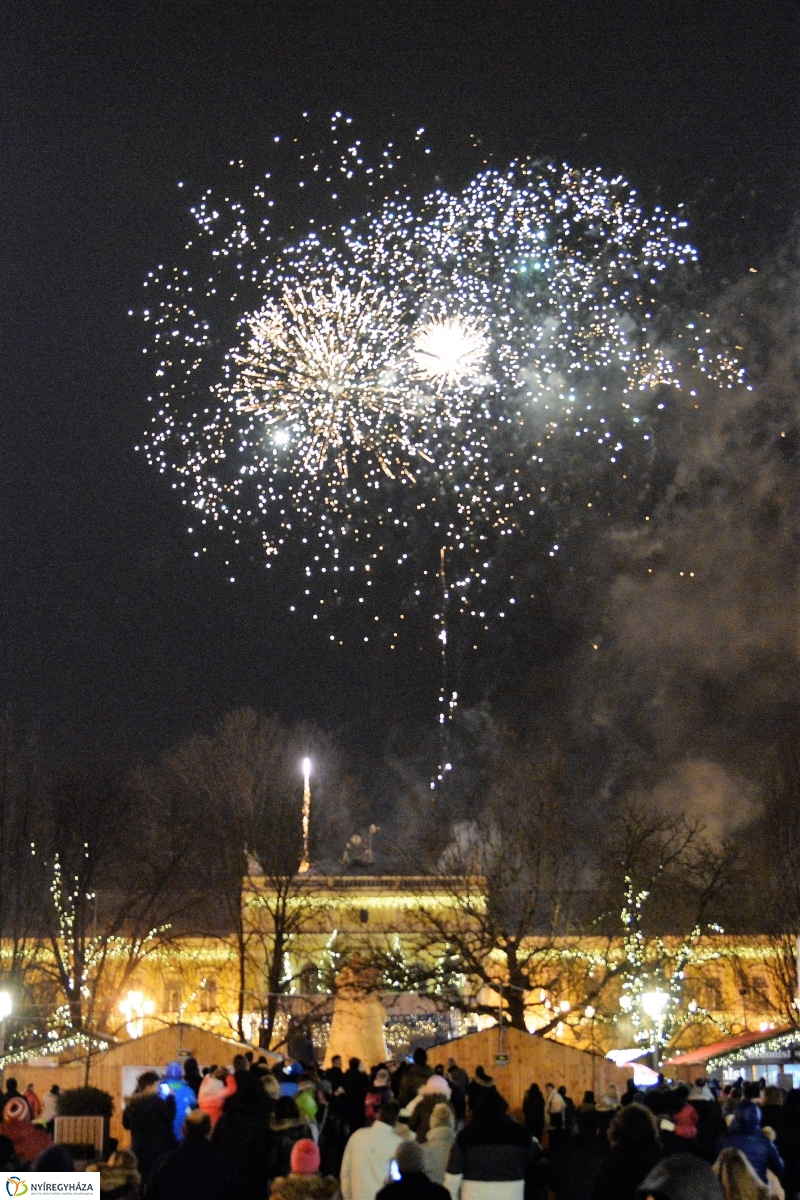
left=1, top=1050, right=800, bottom=1200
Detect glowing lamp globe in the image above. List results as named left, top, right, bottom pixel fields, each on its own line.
left=641, top=990, right=670, bottom=1020
left=0, top=992, right=11, bottom=1021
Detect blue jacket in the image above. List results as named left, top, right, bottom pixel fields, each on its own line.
left=717, top=1101, right=785, bottom=1183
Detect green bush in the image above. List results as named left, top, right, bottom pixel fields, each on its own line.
left=56, top=1086, right=114, bottom=1118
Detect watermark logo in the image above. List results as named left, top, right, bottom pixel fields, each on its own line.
left=1, top=1178, right=97, bottom=1195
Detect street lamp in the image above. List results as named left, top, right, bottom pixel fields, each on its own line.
left=641, top=989, right=670, bottom=1065
left=299, top=757, right=312, bottom=874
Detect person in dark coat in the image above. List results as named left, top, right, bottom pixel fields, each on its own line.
left=146, top=1109, right=241, bottom=1200
left=444, top=1087, right=537, bottom=1198
left=716, top=1100, right=785, bottom=1185
left=523, top=1082, right=545, bottom=1141
left=777, top=1088, right=800, bottom=1200
left=213, top=1073, right=272, bottom=1199
left=377, top=1140, right=450, bottom=1200
left=324, top=1057, right=345, bottom=1095
left=638, top=1152, right=724, bottom=1200
left=122, top=1071, right=177, bottom=1190
left=688, top=1080, right=726, bottom=1163
left=550, top=1105, right=607, bottom=1200
left=591, top=1103, right=662, bottom=1200
left=343, top=1059, right=370, bottom=1134
left=269, top=1095, right=314, bottom=1180
left=397, top=1049, right=433, bottom=1109
left=183, top=1057, right=204, bottom=1098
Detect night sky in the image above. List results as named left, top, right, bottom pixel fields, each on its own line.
left=2, top=2, right=799, bottom=803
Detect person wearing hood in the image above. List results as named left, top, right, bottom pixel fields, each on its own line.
left=147, top=1108, right=241, bottom=1199
left=637, top=1152, right=724, bottom=1200
left=591, top=1103, right=662, bottom=1200
left=199, top=1066, right=238, bottom=1129
left=713, top=1147, right=773, bottom=1200
left=376, top=1140, right=450, bottom=1200
left=422, top=1104, right=456, bottom=1186
left=123, top=1071, right=177, bottom=1189
left=444, top=1087, right=536, bottom=1200
left=160, top=1061, right=199, bottom=1140
left=466, top=1068, right=496, bottom=1117
left=270, top=1137, right=339, bottom=1200
left=408, top=1076, right=453, bottom=1144
left=213, top=1073, right=272, bottom=1199
left=716, top=1101, right=784, bottom=1186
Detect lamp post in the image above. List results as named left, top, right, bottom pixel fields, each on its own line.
left=299, top=757, right=312, bottom=874
left=641, top=989, right=670, bottom=1068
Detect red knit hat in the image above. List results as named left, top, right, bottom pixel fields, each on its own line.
left=290, top=1138, right=320, bottom=1175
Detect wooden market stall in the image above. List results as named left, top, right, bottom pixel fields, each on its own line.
left=428, top=1026, right=632, bottom=1117
left=2, top=1023, right=276, bottom=1147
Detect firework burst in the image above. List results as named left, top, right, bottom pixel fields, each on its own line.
left=140, top=118, right=743, bottom=640
left=229, top=277, right=426, bottom=484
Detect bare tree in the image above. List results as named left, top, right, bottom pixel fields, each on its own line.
left=160, top=708, right=356, bottom=1045
left=36, top=768, right=186, bottom=1048
left=0, top=716, right=45, bottom=1043
left=745, top=740, right=800, bottom=1025
left=403, top=742, right=593, bottom=1032
left=592, top=799, right=735, bottom=1056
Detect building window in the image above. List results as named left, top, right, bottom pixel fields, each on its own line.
left=199, top=979, right=218, bottom=1012
left=300, top=965, right=320, bottom=995
left=164, top=980, right=182, bottom=1013
left=702, top=976, right=723, bottom=1011
left=751, top=974, right=769, bottom=997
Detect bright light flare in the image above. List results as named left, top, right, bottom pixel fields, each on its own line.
left=412, top=316, right=490, bottom=392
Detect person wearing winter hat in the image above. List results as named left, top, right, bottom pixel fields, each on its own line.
left=408, top=1076, right=454, bottom=1145
left=422, top=1104, right=455, bottom=1185
left=160, top=1060, right=199, bottom=1141
left=638, top=1152, right=724, bottom=1200
left=270, top=1137, right=340, bottom=1200
left=376, top=1140, right=450, bottom=1200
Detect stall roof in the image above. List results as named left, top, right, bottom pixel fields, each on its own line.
left=665, top=1028, right=794, bottom=1068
